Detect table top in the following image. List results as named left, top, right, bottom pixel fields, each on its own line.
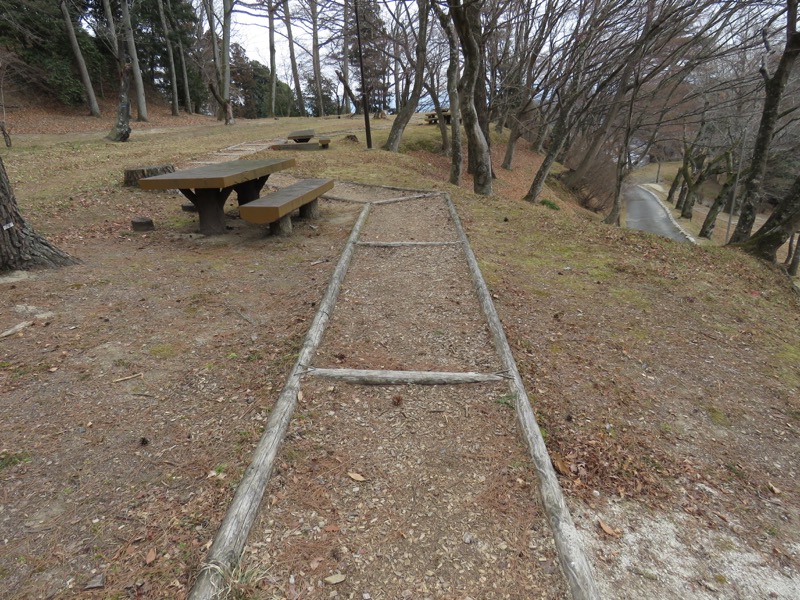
left=138, top=158, right=296, bottom=190
left=287, top=129, right=315, bottom=140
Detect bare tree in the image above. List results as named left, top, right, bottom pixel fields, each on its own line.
left=730, top=0, right=800, bottom=243
left=383, top=0, right=430, bottom=152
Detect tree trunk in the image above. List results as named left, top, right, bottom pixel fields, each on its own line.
left=341, top=0, right=351, bottom=114
left=120, top=0, right=148, bottom=121
left=268, top=0, right=277, bottom=117
left=311, top=0, right=324, bottom=116
left=665, top=169, right=683, bottom=205
left=524, top=110, right=567, bottom=202
left=740, top=172, right=800, bottom=261
left=156, top=0, right=179, bottom=116
left=502, top=98, right=534, bottom=170
left=784, top=233, right=796, bottom=266
left=699, top=178, right=735, bottom=239
left=108, top=58, right=132, bottom=142
left=166, top=0, right=192, bottom=113
left=449, top=0, right=491, bottom=195
left=60, top=0, right=101, bottom=117
left=0, top=157, right=77, bottom=271
left=383, top=0, right=429, bottom=152
left=176, top=37, right=193, bottom=113
left=284, top=0, right=305, bottom=116
left=222, top=0, right=233, bottom=123
left=789, top=234, right=800, bottom=276
left=730, top=2, right=799, bottom=244
left=675, top=184, right=688, bottom=213
left=433, top=3, right=461, bottom=185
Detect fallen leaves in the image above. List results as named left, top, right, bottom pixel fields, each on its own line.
left=347, top=471, right=366, bottom=482
left=598, top=518, right=622, bottom=538
left=145, top=548, right=157, bottom=565
left=324, top=573, right=346, bottom=585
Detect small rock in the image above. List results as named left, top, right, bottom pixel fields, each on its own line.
left=463, top=532, right=476, bottom=544
left=84, top=574, right=105, bottom=590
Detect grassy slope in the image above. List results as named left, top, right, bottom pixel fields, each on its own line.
left=5, top=114, right=799, bottom=571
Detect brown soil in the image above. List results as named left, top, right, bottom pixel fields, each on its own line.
left=1, top=105, right=799, bottom=600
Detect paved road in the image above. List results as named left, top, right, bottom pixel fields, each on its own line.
left=624, top=185, right=688, bottom=242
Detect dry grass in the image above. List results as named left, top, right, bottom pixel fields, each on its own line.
left=1, top=106, right=798, bottom=598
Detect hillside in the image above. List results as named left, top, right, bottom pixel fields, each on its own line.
left=1, top=105, right=798, bottom=599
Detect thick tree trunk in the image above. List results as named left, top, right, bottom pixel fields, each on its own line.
left=108, top=61, right=132, bottom=141
left=120, top=0, right=148, bottom=122
left=384, top=0, right=429, bottom=152
left=222, top=0, right=233, bottom=122
left=740, top=172, right=800, bottom=261
left=60, top=0, right=100, bottom=117
left=0, top=157, right=77, bottom=271
left=156, top=0, right=179, bottom=116
left=666, top=169, right=683, bottom=205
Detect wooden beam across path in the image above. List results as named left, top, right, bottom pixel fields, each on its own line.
left=302, top=367, right=509, bottom=385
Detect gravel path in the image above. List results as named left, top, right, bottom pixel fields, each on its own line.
left=241, top=188, right=571, bottom=599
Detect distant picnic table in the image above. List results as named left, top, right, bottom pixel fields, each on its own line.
left=425, top=111, right=451, bottom=125
left=139, top=159, right=295, bottom=235
left=287, top=129, right=315, bottom=143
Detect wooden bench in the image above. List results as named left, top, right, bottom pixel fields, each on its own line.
left=239, top=178, right=334, bottom=235
left=287, top=129, right=315, bottom=143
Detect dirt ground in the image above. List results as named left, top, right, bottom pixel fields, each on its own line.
left=1, top=105, right=799, bottom=599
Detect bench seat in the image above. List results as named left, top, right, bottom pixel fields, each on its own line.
left=239, top=178, right=334, bottom=230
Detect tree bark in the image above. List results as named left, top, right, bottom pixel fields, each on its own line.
left=524, top=109, right=567, bottom=202
left=699, top=177, right=735, bottom=239
left=108, top=58, right=132, bottom=142
left=730, top=0, right=800, bottom=243
left=383, top=0, right=429, bottom=152
left=310, top=0, right=324, bottom=116
left=433, top=3, right=461, bottom=185
left=740, top=172, right=800, bottom=261
left=120, top=0, right=148, bottom=121
left=341, top=0, right=351, bottom=114
left=60, top=0, right=101, bottom=117
left=449, top=0, right=491, bottom=195
left=0, top=157, right=77, bottom=271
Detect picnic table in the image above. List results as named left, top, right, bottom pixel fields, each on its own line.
left=139, top=158, right=295, bottom=235
left=425, top=111, right=452, bottom=125
left=287, top=129, right=315, bottom=143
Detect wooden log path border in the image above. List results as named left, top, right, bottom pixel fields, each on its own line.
left=189, top=185, right=599, bottom=600
left=302, top=367, right=509, bottom=385
left=445, top=194, right=600, bottom=600
left=188, top=204, right=372, bottom=600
